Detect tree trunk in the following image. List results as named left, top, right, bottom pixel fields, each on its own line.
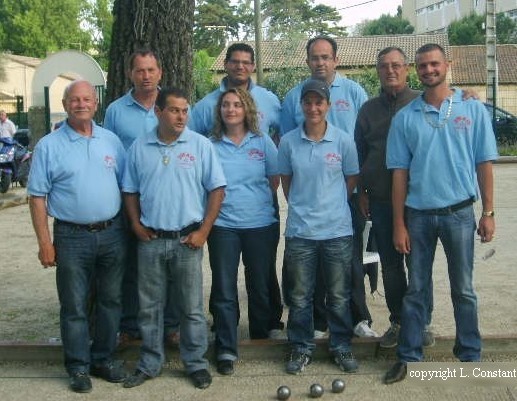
left=106, top=0, right=195, bottom=104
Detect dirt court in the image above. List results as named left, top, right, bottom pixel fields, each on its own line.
left=0, top=163, right=515, bottom=343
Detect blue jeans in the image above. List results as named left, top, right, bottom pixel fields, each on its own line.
left=208, top=224, right=276, bottom=360
left=136, top=238, right=208, bottom=376
left=285, top=236, right=354, bottom=355
left=120, top=222, right=180, bottom=338
left=54, top=215, right=126, bottom=375
left=397, top=206, right=480, bottom=362
left=370, top=200, right=434, bottom=326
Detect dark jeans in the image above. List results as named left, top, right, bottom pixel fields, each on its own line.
left=208, top=224, right=277, bottom=360
left=311, top=195, right=372, bottom=331
left=370, top=199, right=433, bottom=326
left=285, top=236, right=354, bottom=354
left=54, top=215, right=126, bottom=375
left=119, top=231, right=140, bottom=337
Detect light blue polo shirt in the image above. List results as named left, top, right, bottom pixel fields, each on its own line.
left=123, top=127, right=226, bottom=230
left=386, top=89, right=498, bottom=210
left=280, top=73, right=368, bottom=136
left=211, top=132, right=278, bottom=228
left=104, top=89, right=158, bottom=150
left=278, top=123, right=359, bottom=240
left=28, top=121, right=125, bottom=224
left=189, top=78, right=281, bottom=137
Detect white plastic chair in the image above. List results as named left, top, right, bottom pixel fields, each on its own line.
left=363, top=220, right=380, bottom=265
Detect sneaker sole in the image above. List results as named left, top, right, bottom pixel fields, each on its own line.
left=379, top=341, right=398, bottom=349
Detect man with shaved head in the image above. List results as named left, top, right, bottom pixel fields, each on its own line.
left=28, top=80, right=127, bottom=393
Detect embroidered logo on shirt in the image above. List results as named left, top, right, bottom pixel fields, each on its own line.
left=257, top=111, right=265, bottom=122
left=177, top=152, right=196, bottom=168
left=453, top=116, right=472, bottom=132
left=104, top=155, right=116, bottom=169
left=248, top=148, right=265, bottom=161
left=334, top=99, right=350, bottom=111
left=325, top=152, right=342, bottom=167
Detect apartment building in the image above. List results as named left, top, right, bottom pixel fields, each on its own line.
left=402, top=0, right=517, bottom=33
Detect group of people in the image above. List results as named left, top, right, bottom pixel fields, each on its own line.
left=26, top=37, right=497, bottom=394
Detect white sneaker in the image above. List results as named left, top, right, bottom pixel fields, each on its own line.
left=354, top=320, right=379, bottom=338
left=268, top=329, right=287, bottom=340
left=313, top=330, right=328, bottom=339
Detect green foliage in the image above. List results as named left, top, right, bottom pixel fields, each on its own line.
left=0, top=0, right=92, bottom=57
left=83, top=0, right=114, bottom=70
left=447, top=13, right=485, bottom=45
left=348, top=67, right=423, bottom=98
left=194, top=0, right=239, bottom=56
left=448, top=12, right=517, bottom=45
left=356, top=13, right=414, bottom=36
left=192, top=50, right=218, bottom=103
left=263, top=67, right=309, bottom=101
left=261, top=0, right=347, bottom=40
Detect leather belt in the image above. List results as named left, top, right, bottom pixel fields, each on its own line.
left=413, top=197, right=475, bottom=215
left=55, top=212, right=120, bottom=233
left=153, top=222, right=201, bottom=239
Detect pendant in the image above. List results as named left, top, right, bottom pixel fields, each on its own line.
left=162, top=156, right=170, bottom=165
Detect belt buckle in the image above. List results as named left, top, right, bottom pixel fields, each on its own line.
left=87, top=221, right=109, bottom=232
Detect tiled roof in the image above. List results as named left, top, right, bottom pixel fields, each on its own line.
left=212, top=34, right=450, bottom=71
left=450, top=44, right=517, bottom=85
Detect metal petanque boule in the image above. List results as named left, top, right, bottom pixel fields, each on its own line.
left=331, top=378, right=345, bottom=393
left=309, top=383, right=324, bottom=398
left=276, top=385, right=291, bottom=400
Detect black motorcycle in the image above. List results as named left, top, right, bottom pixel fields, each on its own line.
left=0, top=136, right=32, bottom=193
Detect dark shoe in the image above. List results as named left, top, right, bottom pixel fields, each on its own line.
left=123, top=370, right=151, bottom=388
left=90, top=360, right=127, bottom=383
left=286, top=350, right=312, bottom=374
left=380, top=322, right=400, bottom=348
left=216, top=359, right=234, bottom=375
left=69, top=372, right=92, bottom=393
left=333, top=351, right=359, bottom=373
left=384, top=361, right=407, bottom=384
left=189, top=369, right=212, bottom=389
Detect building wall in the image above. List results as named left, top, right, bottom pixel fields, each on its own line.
left=0, top=56, right=72, bottom=114
left=455, top=83, right=517, bottom=115
left=403, top=0, right=517, bottom=34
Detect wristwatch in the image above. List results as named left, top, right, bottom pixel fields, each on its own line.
left=482, top=210, right=495, bottom=217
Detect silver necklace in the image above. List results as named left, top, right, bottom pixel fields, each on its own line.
left=422, top=95, right=453, bottom=129
left=158, top=146, right=171, bottom=165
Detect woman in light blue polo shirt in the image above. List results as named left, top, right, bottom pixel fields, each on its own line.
left=208, top=88, right=279, bottom=376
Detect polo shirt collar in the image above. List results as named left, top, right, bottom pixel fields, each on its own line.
left=413, top=88, right=462, bottom=111
left=147, top=127, right=191, bottom=145
left=63, top=120, right=98, bottom=142
left=219, top=77, right=255, bottom=92
left=300, top=123, right=335, bottom=142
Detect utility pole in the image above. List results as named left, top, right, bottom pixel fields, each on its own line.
left=486, top=0, right=497, bottom=106
left=254, top=0, right=263, bottom=85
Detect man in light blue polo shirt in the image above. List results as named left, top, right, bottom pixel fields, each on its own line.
left=122, top=87, right=226, bottom=390
left=189, top=43, right=281, bottom=140
left=384, top=43, right=498, bottom=384
left=281, top=35, right=375, bottom=339
left=279, top=79, right=359, bottom=374
left=28, top=80, right=127, bottom=393
left=190, top=42, right=285, bottom=339
left=104, top=49, right=180, bottom=346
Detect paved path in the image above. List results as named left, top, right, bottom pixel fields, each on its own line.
left=1, top=163, right=516, bottom=400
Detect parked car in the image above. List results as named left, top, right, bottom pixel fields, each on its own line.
left=483, top=103, right=517, bottom=145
